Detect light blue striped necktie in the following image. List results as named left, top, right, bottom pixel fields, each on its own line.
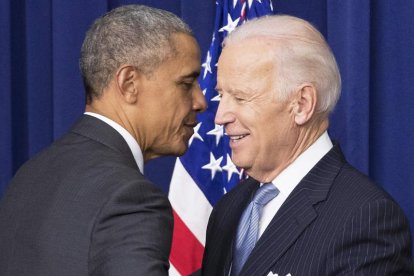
left=231, top=183, right=279, bottom=276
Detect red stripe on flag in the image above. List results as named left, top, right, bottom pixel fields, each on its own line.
left=170, top=210, right=205, bottom=275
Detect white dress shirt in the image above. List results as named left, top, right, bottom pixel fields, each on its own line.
left=258, top=131, right=333, bottom=237
left=84, top=112, right=144, bottom=174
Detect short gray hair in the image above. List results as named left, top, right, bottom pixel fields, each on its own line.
left=80, top=5, right=193, bottom=103
left=224, top=15, right=341, bottom=115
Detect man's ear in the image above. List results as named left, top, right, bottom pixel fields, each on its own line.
left=116, top=65, right=139, bottom=104
left=292, top=84, right=317, bottom=125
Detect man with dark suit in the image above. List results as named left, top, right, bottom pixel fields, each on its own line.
left=201, top=15, right=414, bottom=275
left=0, top=5, right=206, bottom=276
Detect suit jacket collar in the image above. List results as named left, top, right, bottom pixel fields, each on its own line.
left=69, top=115, right=139, bottom=171
left=239, top=144, right=346, bottom=276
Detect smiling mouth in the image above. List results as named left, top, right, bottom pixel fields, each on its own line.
left=226, top=134, right=248, bottom=141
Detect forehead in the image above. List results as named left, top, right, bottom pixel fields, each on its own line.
left=217, top=39, right=275, bottom=91
left=172, top=33, right=200, bottom=61
left=156, top=33, right=200, bottom=78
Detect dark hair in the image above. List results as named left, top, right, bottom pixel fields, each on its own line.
left=79, top=5, right=193, bottom=103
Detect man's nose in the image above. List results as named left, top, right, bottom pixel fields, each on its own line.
left=214, top=94, right=234, bottom=126
left=192, top=81, right=207, bottom=113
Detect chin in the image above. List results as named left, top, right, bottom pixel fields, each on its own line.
left=233, top=159, right=252, bottom=175
left=174, top=149, right=187, bottom=157
left=171, top=142, right=188, bottom=157
left=231, top=154, right=245, bottom=168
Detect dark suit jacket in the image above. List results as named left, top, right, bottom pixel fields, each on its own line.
left=0, top=115, right=173, bottom=276
left=201, top=145, right=414, bottom=275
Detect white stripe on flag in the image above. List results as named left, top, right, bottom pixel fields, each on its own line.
left=169, top=263, right=180, bottom=276
left=168, top=158, right=213, bottom=245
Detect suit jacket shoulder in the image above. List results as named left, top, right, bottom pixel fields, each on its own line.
left=0, top=115, right=173, bottom=276
left=201, top=144, right=414, bottom=276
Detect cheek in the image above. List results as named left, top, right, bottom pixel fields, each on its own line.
left=166, top=103, right=191, bottom=133
left=164, top=95, right=188, bottom=116
left=253, top=108, right=291, bottom=144
left=173, top=90, right=192, bottom=108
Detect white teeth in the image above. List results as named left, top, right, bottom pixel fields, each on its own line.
left=224, top=133, right=248, bottom=141
left=230, top=135, right=246, bottom=140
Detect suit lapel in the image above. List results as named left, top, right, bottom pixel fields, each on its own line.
left=203, top=177, right=259, bottom=276
left=241, top=145, right=346, bottom=276
left=223, top=178, right=260, bottom=275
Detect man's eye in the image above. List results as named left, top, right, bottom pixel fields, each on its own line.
left=181, top=82, right=193, bottom=90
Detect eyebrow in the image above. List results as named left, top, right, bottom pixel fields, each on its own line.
left=214, top=87, right=247, bottom=96
left=180, top=71, right=200, bottom=80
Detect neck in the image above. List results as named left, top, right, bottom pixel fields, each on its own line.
left=253, top=118, right=328, bottom=183
left=85, top=99, right=139, bottom=144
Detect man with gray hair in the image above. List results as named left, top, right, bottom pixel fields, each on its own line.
left=200, top=15, right=413, bottom=275
left=0, top=5, right=206, bottom=276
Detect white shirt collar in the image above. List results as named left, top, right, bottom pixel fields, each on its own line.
left=270, top=131, right=333, bottom=196
left=258, top=131, right=333, bottom=237
left=84, top=112, right=144, bottom=174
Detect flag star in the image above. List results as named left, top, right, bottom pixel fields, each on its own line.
left=207, top=124, right=224, bottom=146
left=233, top=0, right=238, bottom=8
left=211, top=93, right=221, bottom=102
left=219, top=14, right=240, bottom=34
left=222, top=154, right=242, bottom=182
left=201, top=51, right=212, bottom=79
left=189, top=123, right=204, bottom=146
left=202, top=88, right=207, bottom=96
left=248, top=0, right=262, bottom=8
left=202, top=153, right=223, bottom=180
left=223, top=186, right=227, bottom=194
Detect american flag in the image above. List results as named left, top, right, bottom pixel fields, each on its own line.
left=168, top=1, right=274, bottom=275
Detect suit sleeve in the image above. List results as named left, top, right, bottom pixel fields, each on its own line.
left=326, top=198, right=414, bottom=275
left=88, top=179, right=173, bottom=276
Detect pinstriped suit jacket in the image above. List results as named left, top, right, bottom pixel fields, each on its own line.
left=201, top=145, right=414, bottom=275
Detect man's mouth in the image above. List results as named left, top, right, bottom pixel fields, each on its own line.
left=226, top=134, right=248, bottom=141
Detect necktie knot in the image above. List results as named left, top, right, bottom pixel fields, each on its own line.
left=253, top=182, right=279, bottom=206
